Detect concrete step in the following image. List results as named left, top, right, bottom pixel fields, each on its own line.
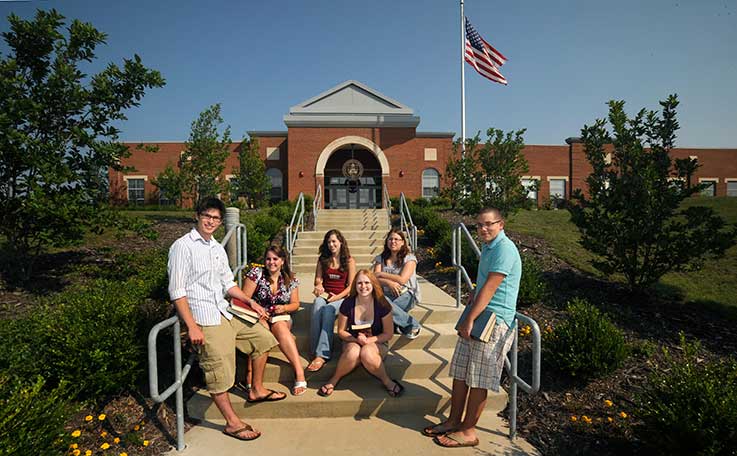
left=292, top=262, right=374, bottom=274
left=292, top=253, right=376, bottom=266
left=296, top=230, right=387, bottom=242
left=315, top=223, right=389, bottom=232
left=291, top=245, right=383, bottom=256
left=188, top=376, right=508, bottom=420
left=282, top=322, right=460, bottom=353
left=260, top=348, right=455, bottom=383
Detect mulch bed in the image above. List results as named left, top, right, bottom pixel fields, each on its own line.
left=3, top=214, right=736, bottom=455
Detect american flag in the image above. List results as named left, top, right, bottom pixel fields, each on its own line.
left=465, top=16, right=508, bottom=85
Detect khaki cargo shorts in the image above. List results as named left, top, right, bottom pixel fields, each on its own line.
left=197, top=316, right=278, bottom=394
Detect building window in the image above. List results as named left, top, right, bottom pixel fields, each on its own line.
left=424, top=148, right=437, bottom=161
left=158, top=190, right=174, bottom=206
left=699, top=179, right=717, bottom=197
left=266, top=147, right=280, bottom=161
left=521, top=178, right=539, bottom=203
left=266, top=168, right=283, bottom=201
left=549, top=178, right=566, bottom=200
left=126, top=178, right=145, bottom=205
left=422, top=168, right=440, bottom=199
left=727, top=180, right=737, bottom=197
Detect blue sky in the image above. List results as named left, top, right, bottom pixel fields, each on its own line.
left=2, top=0, right=736, bottom=147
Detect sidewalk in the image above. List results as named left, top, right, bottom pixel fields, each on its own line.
left=167, top=412, right=539, bottom=455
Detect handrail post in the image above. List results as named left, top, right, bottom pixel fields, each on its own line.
left=509, top=320, right=519, bottom=440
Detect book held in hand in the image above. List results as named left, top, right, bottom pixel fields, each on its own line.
left=229, top=298, right=260, bottom=324
left=269, top=314, right=291, bottom=324
left=455, top=306, right=496, bottom=343
left=351, top=323, right=372, bottom=336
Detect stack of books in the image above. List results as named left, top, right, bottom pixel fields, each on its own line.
left=455, top=306, right=497, bottom=343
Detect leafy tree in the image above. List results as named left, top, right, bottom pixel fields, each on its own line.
left=674, top=156, right=700, bottom=189
left=443, top=128, right=532, bottom=215
left=232, top=136, right=269, bottom=208
left=568, top=95, right=736, bottom=290
left=179, top=104, right=232, bottom=204
left=0, top=9, right=164, bottom=279
left=151, top=162, right=184, bottom=206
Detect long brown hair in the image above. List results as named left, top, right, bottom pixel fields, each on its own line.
left=262, top=244, right=294, bottom=287
left=318, top=229, right=351, bottom=272
left=349, top=269, right=391, bottom=311
left=380, top=228, right=410, bottom=266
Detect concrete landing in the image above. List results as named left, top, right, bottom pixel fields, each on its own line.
left=167, top=413, right=540, bottom=456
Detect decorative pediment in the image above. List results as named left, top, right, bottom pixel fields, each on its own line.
left=284, top=80, right=420, bottom=128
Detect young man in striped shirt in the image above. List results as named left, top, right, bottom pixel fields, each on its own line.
left=168, top=197, right=286, bottom=442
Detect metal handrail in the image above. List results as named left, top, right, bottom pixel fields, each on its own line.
left=148, top=316, right=196, bottom=452
left=398, top=192, right=418, bottom=251
left=382, top=184, right=391, bottom=230
left=313, top=184, right=322, bottom=230
left=286, top=192, right=305, bottom=269
left=451, top=222, right=541, bottom=440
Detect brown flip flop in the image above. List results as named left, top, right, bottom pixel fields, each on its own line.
left=317, top=383, right=334, bottom=397
left=246, top=389, right=287, bottom=403
left=433, top=432, right=479, bottom=448
left=422, top=423, right=458, bottom=437
left=222, top=424, right=261, bottom=441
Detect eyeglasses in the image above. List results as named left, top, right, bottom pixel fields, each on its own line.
left=476, top=220, right=502, bottom=230
left=199, top=213, right=222, bottom=223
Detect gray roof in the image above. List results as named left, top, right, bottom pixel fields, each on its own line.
left=284, top=80, right=420, bottom=128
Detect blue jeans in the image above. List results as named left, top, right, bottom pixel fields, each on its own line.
left=310, top=297, right=343, bottom=360
left=387, top=292, right=419, bottom=335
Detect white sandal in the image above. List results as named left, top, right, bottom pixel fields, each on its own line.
left=292, top=381, right=307, bottom=396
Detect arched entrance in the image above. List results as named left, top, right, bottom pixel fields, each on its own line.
left=324, top=145, right=382, bottom=209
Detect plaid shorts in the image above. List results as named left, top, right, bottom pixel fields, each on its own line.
left=449, top=320, right=514, bottom=391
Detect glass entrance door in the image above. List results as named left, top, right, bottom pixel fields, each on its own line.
left=327, top=177, right=381, bottom=209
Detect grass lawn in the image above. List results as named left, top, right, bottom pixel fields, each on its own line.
left=507, top=197, right=737, bottom=312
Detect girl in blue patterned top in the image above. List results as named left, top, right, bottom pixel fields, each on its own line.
left=241, top=245, right=305, bottom=396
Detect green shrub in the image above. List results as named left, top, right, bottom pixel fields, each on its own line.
left=635, top=334, right=737, bottom=456
left=412, top=197, right=430, bottom=208
left=0, top=376, right=75, bottom=456
left=0, top=250, right=170, bottom=402
left=518, top=254, right=548, bottom=306
left=429, top=196, right=452, bottom=209
left=267, top=201, right=294, bottom=223
left=425, top=215, right=451, bottom=244
left=544, top=297, right=629, bottom=380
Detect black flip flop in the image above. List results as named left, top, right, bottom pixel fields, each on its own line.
left=246, top=389, right=287, bottom=403
left=387, top=379, right=405, bottom=397
left=222, top=424, right=261, bottom=441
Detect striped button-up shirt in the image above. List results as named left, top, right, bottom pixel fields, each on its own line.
left=168, top=228, right=237, bottom=326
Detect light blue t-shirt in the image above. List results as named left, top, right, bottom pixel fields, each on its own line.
left=475, top=230, right=521, bottom=327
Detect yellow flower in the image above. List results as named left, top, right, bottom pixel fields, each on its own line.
left=607, top=417, right=614, bottom=423
left=120, top=453, right=128, bottom=456
left=72, top=450, right=80, bottom=456
left=582, top=415, right=592, bottom=424
left=98, top=413, right=106, bottom=421
left=143, top=440, right=150, bottom=447
left=113, top=437, right=120, bottom=444
left=570, top=415, right=577, bottom=422
left=100, top=431, right=107, bottom=437
left=619, top=411, right=628, bottom=419
left=69, top=443, right=78, bottom=449
left=133, top=425, right=140, bottom=431
left=71, top=430, right=81, bottom=438
left=604, top=399, right=613, bottom=407
left=100, top=442, right=110, bottom=450
left=85, top=451, right=92, bottom=456
left=84, top=415, right=93, bottom=422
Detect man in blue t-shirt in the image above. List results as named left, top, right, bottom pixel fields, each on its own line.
left=424, top=207, right=522, bottom=448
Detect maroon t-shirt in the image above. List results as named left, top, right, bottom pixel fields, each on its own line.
left=339, top=297, right=391, bottom=338
left=323, top=266, right=348, bottom=295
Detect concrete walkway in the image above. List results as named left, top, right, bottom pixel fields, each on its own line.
left=169, top=412, right=539, bottom=455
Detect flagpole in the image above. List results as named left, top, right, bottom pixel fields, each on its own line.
left=460, top=0, right=466, bottom=157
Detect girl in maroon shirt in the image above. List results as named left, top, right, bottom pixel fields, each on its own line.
left=307, top=229, right=356, bottom=372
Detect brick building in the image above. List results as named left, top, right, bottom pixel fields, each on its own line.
left=109, top=80, right=737, bottom=207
